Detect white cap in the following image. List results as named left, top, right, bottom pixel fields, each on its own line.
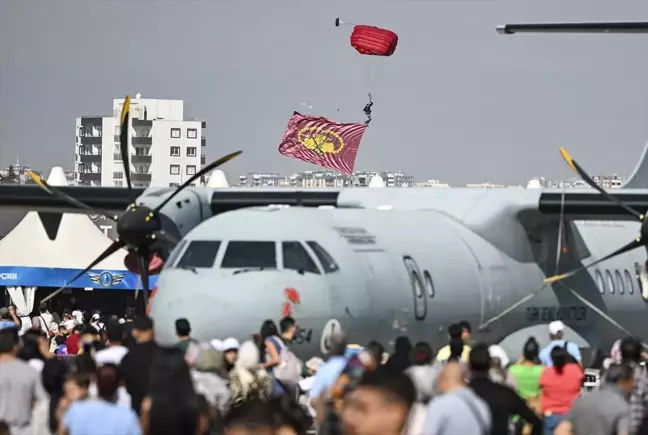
left=222, top=337, right=240, bottom=351
left=488, top=344, right=509, bottom=367
left=118, top=318, right=126, bottom=324
left=210, top=339, right=224, bottom=351
left=91, top=313, right=100, bottom=321
left=548, top=320, right=565, bottom=335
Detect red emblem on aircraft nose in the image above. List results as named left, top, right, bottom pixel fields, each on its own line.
left=284, top=288, right=301, bottom=304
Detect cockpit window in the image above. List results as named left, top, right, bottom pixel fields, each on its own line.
left=306, top=241, right=339, bottom=273
left=176, top=241, right=221, bottom=268
left=282, top=242, right=320, bottom=274
left=221, top=241, right=276, bottom=269
left=166, top=240, right=188, bottom=267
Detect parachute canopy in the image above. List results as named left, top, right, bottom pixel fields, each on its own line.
left=336, top=18, right=398, bottom=57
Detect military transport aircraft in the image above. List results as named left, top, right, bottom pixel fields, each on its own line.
left=2, top=21, right=648, bottom=362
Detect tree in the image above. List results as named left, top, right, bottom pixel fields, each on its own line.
left=5, top=165, right=17, bottom=183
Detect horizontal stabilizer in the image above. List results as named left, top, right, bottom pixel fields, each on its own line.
left=497, top=21, right=648, bottom=34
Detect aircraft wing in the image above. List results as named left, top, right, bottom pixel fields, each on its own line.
left=538, top=189, right=648, bottom=221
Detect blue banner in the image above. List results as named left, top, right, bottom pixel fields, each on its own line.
left=0, top=267, right=158, bottom=290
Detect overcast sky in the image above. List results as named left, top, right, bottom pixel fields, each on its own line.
left=1, top=0, right=646, bottom=184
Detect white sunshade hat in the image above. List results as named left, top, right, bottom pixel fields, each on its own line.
left=210, top=339, right=224, bottom=351
left=222, top=337, right=240, bottom=351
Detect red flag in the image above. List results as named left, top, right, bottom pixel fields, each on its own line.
left=278, top=112, right=366, bottom=174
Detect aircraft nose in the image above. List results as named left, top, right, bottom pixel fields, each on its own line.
left=149, top=271, right=287, bottom=346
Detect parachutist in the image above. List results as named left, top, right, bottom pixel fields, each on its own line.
left=363, top=94, right=373, bottom=126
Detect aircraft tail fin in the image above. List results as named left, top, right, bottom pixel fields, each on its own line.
left=621, top=141, right=648, bottom=189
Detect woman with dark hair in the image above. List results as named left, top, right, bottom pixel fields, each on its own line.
left=18, top=329, right=50, bottom=372
left=508, top=338, right=544, bottom=435
left=382, top=336, right=413, bottom=374
left=539, top=346, right=582, bottom=435
left=259, top=319, right=286, bottom=397
left=141, top=346, right=201, bottom=435
left=58, top=365, right=140, bottom=435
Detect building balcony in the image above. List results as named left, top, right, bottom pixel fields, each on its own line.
left=80, top=117, right=103, bottom=126
left=132, top=136, right=152, bottom=145
left=201, top=137, right=206, bottom=147
left=79, top=136, right=102, bottom=145
left=78, top=154, right=102, bottom=163
left=131, top=155, right=152, bottom=163
left=78, top=172, right=101, bottom=182
left=201, top=121, right=206, bottom=128
left=131, top=173, right=151, bottom=182
left=133, top=119, right=153, bottom=127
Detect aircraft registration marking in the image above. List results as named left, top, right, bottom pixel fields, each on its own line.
left=293, top=327, right=313, bottom=345
left=527, top=306, right=587, bottom=322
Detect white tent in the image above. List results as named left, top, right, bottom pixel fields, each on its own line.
left=0, top=167, right=129, bottom=270
left=0, top=167, right=132, bottom=323
left=207, top=169, right=229, bottom=188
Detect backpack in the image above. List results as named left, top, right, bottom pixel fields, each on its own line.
left=563, top=341, right=579, bottom=364
left=270, top=336, right=302, bottom=387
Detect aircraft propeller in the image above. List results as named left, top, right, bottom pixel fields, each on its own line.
left=31, top=95, right=242, bottom=311
left=542, top=147, right=647, bottom=285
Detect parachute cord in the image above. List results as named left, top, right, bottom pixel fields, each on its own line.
left=363, top=93, right=373, bottom=126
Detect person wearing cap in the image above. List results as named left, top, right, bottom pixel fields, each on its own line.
left=0, top=307, right=18, bottom=331
left=539, top=321, right=582, bottom=367
left=222, top=337, right=240, bottom=372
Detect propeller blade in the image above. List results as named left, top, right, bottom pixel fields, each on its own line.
left=40, top=240, right=125, bottom=304
left=134, top=275, right=141, bottom=303
left=26, top=171, right=114, bottom=219
left=138, top=251, right=151, bottom=314
left=544, top=238, right=644, bottom=284
left=559, top=148, right=644, bottom=220
left=153, top=151, right=242, bottom=213
left=119, top=95, right=135, bottom=203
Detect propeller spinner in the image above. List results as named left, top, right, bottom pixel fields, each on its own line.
left=30, top=95, right=242, bottom=312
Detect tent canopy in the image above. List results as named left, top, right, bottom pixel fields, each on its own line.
left=0, top=167, right=154, bottom=290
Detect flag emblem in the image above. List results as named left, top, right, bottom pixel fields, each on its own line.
left=298, top=126, right=345, bottom=154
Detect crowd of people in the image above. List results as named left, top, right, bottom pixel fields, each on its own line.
left=1, top=303, right=648, bottom=435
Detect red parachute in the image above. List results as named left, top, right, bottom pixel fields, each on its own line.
left=336, top=18, right=398, bottom=57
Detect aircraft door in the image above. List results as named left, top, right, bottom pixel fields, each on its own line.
left=404, top=256, right=427, bottom=321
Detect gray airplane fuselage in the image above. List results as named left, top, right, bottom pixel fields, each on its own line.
left=148, top=187, right=648, bottom=362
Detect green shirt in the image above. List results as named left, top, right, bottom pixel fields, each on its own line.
left=508, top=363, right=544, bottom=399
left=177, top=338, right=197, bottom=354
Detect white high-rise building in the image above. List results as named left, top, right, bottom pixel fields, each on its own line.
left=75, top=96, right=206, bottom=188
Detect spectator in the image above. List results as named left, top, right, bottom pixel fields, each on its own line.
left=459, top=320, right=473, bottom=344
left=423, top=361, right=491, bottom=435
left=229, top=340, right=272, bottom=409
left=556, top=363, right=635, bottom=435
left=191, top=346, right=230, bottom=413
left=95, top=321, right=129, bottom=366
left=0, top=327, right=48, bottom=435
left=539, top=321, right=582, bottom=367
left=509, top=337, right=544, bottom=435
left=469, top=343, right=541, bottom=435
left=436, top=323, right=471, bottom=362
left=609, top=337, right=648, bottom=435
left=122, top=308, right=136, bottom=349
left=540, top=345, right=583, bottom=435
left=343, top=370, right=416, bottom=435
left=32, top=303, right=53, bottom=336
left=308, top=333, right=348, bottom=427
left=119, top=316, right=159, bottom=416
left=405, top=341, right=442, bottom=403
left=65, top=325, right=82, bottom=356
left=382, top=336, right=413, bottom=374
left=175, top=318, right=198, bottom=355
left=60, top=364, right=141, bottom=435
left=222, top=337, right=240, bottom=372
left=0, top=307, right=18, bottom=330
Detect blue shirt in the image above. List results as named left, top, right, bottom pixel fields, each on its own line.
left=539, top=340, right=581, bottom=366
left=0, top=320, right=17, bottom=330
left=308, top=356, right=348, bottom=399
left=64, top=400, right=141, bottom=435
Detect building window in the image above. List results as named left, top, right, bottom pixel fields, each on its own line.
left=169, top=183, right=179, bottom=188
left=187, top=128, right=198, bottom=139
left=170, top=165, right=180, bottom=175
left=186, top=147, right=197, bottom=157
left=114, top=126, right=120, bottom=135
left=186, top=165, right=197, bottom=176
left=170, top=128, right=181, bottom=138
left=170, top=146, right=180, bottom=156
left=113, top=152, right=122, bottom=161
left=113, top=172, right=123, bottom=180
left=114, top=181, right=123, bottom=187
